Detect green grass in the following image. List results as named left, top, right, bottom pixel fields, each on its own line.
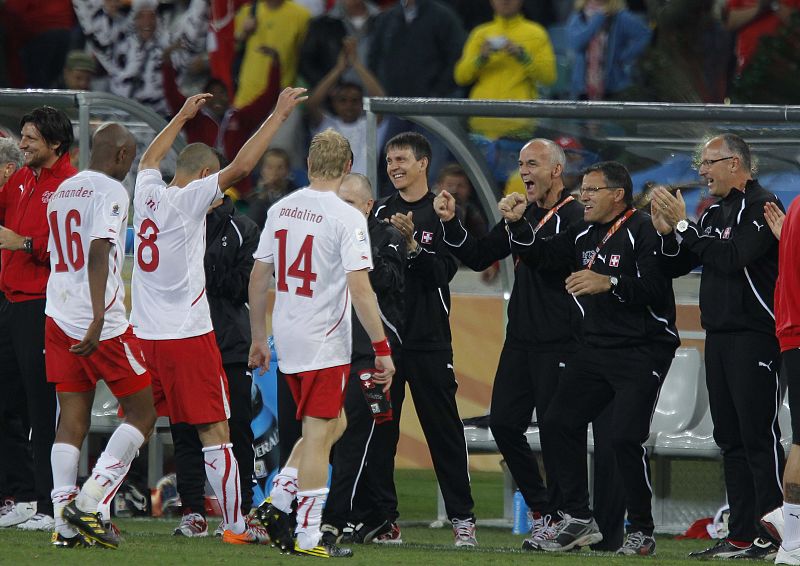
left=0, top=469, right=717, bottom=565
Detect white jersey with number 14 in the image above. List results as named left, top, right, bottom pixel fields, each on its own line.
left=45, top=170, right=129, bottom=340
left=254, top=188, right=373, bottom=374
left=131, top=169, right=222, bottom=340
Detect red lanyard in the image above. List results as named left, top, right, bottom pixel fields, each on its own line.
left=585, top=208, right=635, bottom=270
left=532, top=195, right=575, bottom=235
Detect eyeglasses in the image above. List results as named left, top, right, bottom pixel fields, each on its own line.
left=694, top=156, right=734, bottom=170
left=579, top=186, right=622, bottom=196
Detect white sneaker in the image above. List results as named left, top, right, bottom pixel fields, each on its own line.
left=762, top=506, right=785, bottom=542
left=17, top=513, right=55, bottom=531
left=777, top=545, right=800, bottom=565
left=451, top=517, right=477, bottom=547
left=0, top=502, right=36, bottom=527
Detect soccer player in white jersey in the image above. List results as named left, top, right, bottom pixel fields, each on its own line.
left=249, top=129, right=396, bottom=558
left=131, top=88, right=305, bottom=545
left=45, top=123, right=156, bottom=549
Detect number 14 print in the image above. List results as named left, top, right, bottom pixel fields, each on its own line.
left=275, top=229, right=317, bottom=297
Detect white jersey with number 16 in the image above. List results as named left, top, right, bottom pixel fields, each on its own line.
left=131, top=168, right=222, bottom=340
left=45, top=170, right=129, bottom=341
left=254, top=188, right=373, bottom=374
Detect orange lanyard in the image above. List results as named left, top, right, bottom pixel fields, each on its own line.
left=585, top=208, right=635, bottom=270
left=532, top=195, right=575, bottom=235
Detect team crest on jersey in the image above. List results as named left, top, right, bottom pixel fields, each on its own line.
left=110, top=203, right=120, bottom=217
left=421, top=231, right=433, bottom=244
left=722, top=227, right=731, bottom=239
left=355, top=228, right=366, bottom=242
left=609, top=254, right=620, bottom=267
left=581, top=250, right=594, bottom=266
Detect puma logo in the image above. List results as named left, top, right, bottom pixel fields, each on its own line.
left=753, top=220, right=765, bottom=231
left=790, top=513, right=800, bottom=519
left=758, top=360, right=774, bottom=371
left=447, top=363, right=454, bottom=370
left=388, top=244, right=399, bottom=251
left=596, top=253, right=607, bottom=264
left=714, top=228, right=723, bottom=237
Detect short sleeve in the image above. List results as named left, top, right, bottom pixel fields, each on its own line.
left=169, top=172, right=223, bottom=219
left=339, top=210, right=373, bottom=272
left=90, top=182, right=129, bottom=243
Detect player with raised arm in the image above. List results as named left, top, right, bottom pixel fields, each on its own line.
left=46, top=123, right=156, bottom=549
left=249, top=129, right=395, bottom=558
left=131, top=88, right=306, bottom=545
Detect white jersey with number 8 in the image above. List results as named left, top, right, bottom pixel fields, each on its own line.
left=254, top=188, right=373, bottom=374
left=45, top=170, right=129, bottom=340
left=131, top=168, right=222, bottom=339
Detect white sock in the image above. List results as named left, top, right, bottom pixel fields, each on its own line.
left=76, top=423, right=144, bottom=513
left=203, top=443, right=246, bottom=534
left=295, top=488, right=328, bottom=550
left=784, top=502, right=800, bottom=550
left=51, top=443, right=81, bottom=537
left=269, top=466, right=298, bottom=514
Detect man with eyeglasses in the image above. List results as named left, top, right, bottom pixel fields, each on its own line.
left=651, top=133, right=784, bottom=560
left=499, top=160, right=679, bottom=556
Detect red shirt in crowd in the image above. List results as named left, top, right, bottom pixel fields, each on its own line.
left=0, top=153, right=77, bottom=302
left=728, top=0, right=800, bottom=73
left=775, top=197, right=800, bottom=351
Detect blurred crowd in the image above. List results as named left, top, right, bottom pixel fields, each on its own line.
left=0, top=0, right=798, bottom=233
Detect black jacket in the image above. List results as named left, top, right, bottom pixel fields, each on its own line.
left=368, top=0, right=466, bottom=97
left=661, top=179, right=781, bottom=336
left=205, top=196, right=260, bottom=364
left=442, top=192, right=583, bottom=351
left=351, top=214, right=406, bottom=366
left=508, top=208, right=679, bottom=354
left=375, top=191, right=457, bottom=350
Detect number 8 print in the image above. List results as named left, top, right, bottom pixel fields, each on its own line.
left=137, top=218, right=160, bottom=272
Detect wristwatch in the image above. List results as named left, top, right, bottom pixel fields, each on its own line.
left=22, top=237, right=33, bottom=254
left=675, top=219, right=690, bottom=234
left=407, top=244, right=422, bottom=260
left=609, top=275, right=619, bottom=289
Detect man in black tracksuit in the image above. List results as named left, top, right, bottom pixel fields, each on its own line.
left=321, top=173, right=406, bottom=544
left=375, top=132, right=477, bottom=547
left=171, top=195, right=260, bottom=536
left=650, top=133, right=784, bottom=559
left=502, top=161, right=679, bottom=556
left=435, top=139, right=625, bottom=551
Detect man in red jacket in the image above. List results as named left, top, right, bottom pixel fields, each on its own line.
left=0, top=106, right=76, bottom=531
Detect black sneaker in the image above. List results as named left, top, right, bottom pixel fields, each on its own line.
left=255, top=500, right=295, bottom=552
left=293, top=539, right=354, bottom=558
left=51, top=531, right=92, bottom=548
left=688, top=539, right=751, bottom=559
left=616, top=531, right=656, bottom=556
left=537, top=513, right=603, bottom=552
left=730, top=538, right=779, bottom=560
left=340, top=522, right=356, bottom=544
left=320, top=523, right=341, bottom=545
left=352, top=519, right=391, bottom=544
left=62, top=501, right=120, bottom=549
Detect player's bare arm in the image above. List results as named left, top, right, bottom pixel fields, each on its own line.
left=70, top=238, right=113, bottom=356
left=248, top=259, right=275, bottom=371
left=346, top=269, right=395, bottom=391
left=219, top=87, right=308, bottom=189
left=138, top=93, right=212, bottom=171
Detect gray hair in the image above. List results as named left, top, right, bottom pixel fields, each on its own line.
left=0, top=137, right=23, bottom=169
left=529, top=138, right=566, bottom=168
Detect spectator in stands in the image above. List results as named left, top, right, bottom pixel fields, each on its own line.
left=162, top=42, right=280, bottom=196
left=723, top=0, right=800, bottom=76
left=369, top=0, right=466, bottom=189
left=321, top=173, right=406, bottom=545
left=454, top=0, right=556, bottom=140
left=0, top=106, right=77, bottom=532
left=652, top=134, right=784, bottom=559
left=442, top=0, right=564, bottom=31
left=306, top=37, right=385, bottom=176
left=500, top=160, right=679, bottom=556
left=566, top=0, right=651, bottom=100
left=299, top=0, right=381, bottom=89
left=434, top=164, right=488, bottom=237
left=171, top=191, right=260, bottom=538
left=54, top=50, right=98, bottom=91
left=242, top=148, right=298, bottom=230
left=72, top=0, right=207, bottom=117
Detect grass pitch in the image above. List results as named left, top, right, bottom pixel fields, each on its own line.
left=0, top=469, right=716, bottom=565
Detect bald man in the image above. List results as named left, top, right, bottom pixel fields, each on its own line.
left=318, top=173, right=406, bottom=545
left=130, top=89, right=305, bottom=546
left=46, top=122, right=157, bottom=549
